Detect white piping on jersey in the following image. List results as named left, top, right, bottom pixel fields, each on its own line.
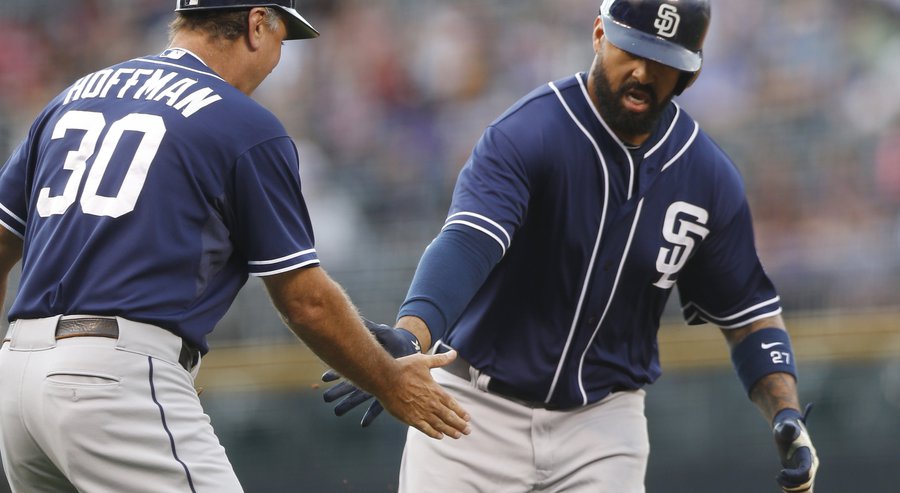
left=682, top=296, right=783, bottom=329
left=644, top=102, right=682, bottom=159
left=577, top=198, right=644, bottom=405
left=685, top=311, right=701, bottom=324
left=134, top=58, right=227, bottom=83
left=248, top=248, right=317, bottom=265
left=718, top=308, right=784, bottom=329
left=0, top=202, right=25, bottom=239
left=660, top=121, right=699, bottom=172
left=0, top=202, right=25, bottom=227
left=544, top=80, right=611, bottom=404
left=442, top=220, right=508, bottom=257
left=445, top=211, right=512, bottom=251
left=0, top=220, right=24, bottom=240
left=250, top=258, right=320, bottom=277
left=576, top=74, right=635, bottom=200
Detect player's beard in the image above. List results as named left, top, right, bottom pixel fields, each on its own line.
left=592, top=63, right=672, bottom=139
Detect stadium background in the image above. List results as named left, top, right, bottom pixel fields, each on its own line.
left=0, top=0, right=898, bottom=491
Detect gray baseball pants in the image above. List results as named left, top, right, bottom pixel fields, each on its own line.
left=0, top=316, right=243, bottom=492
left=400, top=366, right=649, bottom=492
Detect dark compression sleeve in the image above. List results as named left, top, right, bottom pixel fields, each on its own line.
left=397, top=225, right=503, bottom=343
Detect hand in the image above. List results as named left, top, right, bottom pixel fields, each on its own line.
left=773, top=404, right=819, bottom=492
left=378, top=349, right=471, bottom=439
left=322, top=319, right=464, bottom=427
left=322, top=319, right=421, bottom=425
left=324, top=349, right=470, bottom=439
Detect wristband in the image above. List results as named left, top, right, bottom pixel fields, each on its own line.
left=730, top=327, right=797, bottom=396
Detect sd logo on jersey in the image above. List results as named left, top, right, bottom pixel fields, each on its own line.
left=653, top=201, right=709, bottom=289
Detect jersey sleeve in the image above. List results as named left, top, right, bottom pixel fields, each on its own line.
left=0, top=139, right=31, bottom=239
left=676, top=199, right=782, bottom=328
left=230, top=137, right=319, bottom=276
left=445, top=124, right=533, bottom=255
left=398, top=225, right=503, bottom=342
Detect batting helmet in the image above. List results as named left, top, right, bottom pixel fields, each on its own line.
left=600, top=0, right=710, bottom=94
left=175, top=0, right=319, bottom=40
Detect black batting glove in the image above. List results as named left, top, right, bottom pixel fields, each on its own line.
left=773, top=403, right=819, bottom=492
left=321, top=319, right=421, bottom=427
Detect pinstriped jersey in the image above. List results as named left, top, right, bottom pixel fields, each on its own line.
left=0, top=49, right=319, bottom=352
left=441, top=73, right=781, bottom=408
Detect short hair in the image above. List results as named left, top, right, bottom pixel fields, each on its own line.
left=169, top=7, right=281, bottom=42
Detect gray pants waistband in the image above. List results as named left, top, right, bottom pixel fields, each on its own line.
left=4, top=315, right=199, bottom=374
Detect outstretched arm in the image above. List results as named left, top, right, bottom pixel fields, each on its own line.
left=397, top=226, right=503, bottom=351
left=320, top=225, right=500, bottom=426
left=722, top=315, right=818, bottom=492
left=263, top=265, right=470, bottom=439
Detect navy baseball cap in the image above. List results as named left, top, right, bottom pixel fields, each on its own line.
left=175, top=0, right=319, bottom=40
left=600, top=0, right=710, bottom=73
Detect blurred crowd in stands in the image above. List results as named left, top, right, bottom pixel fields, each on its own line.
left=0, top=0, right=898, bottom=331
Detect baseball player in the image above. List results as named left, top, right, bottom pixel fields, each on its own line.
left=323, top=1, right=818, bottom=492
left=0, top=1, right=469, bottom=491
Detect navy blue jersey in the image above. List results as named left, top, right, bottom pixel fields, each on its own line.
left=0, top=49, right=319, bottom=352
left=439, top=73, right=780, bottom=408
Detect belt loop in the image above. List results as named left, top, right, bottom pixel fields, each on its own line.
left=7, top=316, right=60, bottom=350
left=3, top=320, right=18, bottom=343
left=113, top=317, right=183, bottom=368
left=474, top=371, right=491, bottom=392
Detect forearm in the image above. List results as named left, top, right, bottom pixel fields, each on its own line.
left=264, top=267, right=398, bottom=397
left=293, top=288, right=396, bottom=396
left=397, top=226, right=502, bottom=349
left=750, top=372, right=800, bottom=423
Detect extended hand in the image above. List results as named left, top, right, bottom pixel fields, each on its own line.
left=773, top=404, right=819, bottom=492
left=323, top=319, right=420, bottom=425
left=379, top=349, right=471, bottom=439
left=322, top=319, right=470, bottom=438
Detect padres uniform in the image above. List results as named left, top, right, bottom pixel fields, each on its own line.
left=0, top=47, right=317, bottom=491
left=398, top=72, right=781, bottom=491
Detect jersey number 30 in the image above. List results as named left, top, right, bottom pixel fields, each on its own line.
left=37, top=110, right=165, bottom=218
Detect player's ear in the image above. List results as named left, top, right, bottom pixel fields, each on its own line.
left=593, top=16, right=604, bottom=54
left=247, top=7, right=268, bottom=50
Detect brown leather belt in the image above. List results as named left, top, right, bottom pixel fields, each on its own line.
left=56, top=317, right=120, bottom=339
left=4, top=318, right=199, bottom=371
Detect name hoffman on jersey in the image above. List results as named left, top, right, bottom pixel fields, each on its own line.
left=62, top=66, right=221, bottom=118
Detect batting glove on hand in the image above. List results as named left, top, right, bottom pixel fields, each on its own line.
left=773, top=404, right=819, bottom=493
left=322, top=319, right=421, bottom=427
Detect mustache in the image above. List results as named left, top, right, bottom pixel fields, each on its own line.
left=618, top=80, right=658, bottom=106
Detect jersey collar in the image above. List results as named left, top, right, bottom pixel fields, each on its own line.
left=151, top=47, right=224, bottom=82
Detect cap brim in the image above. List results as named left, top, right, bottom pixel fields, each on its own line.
left=602, top=16, right=701, bottom=73
left=277, top=6, right=319, bottom=40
